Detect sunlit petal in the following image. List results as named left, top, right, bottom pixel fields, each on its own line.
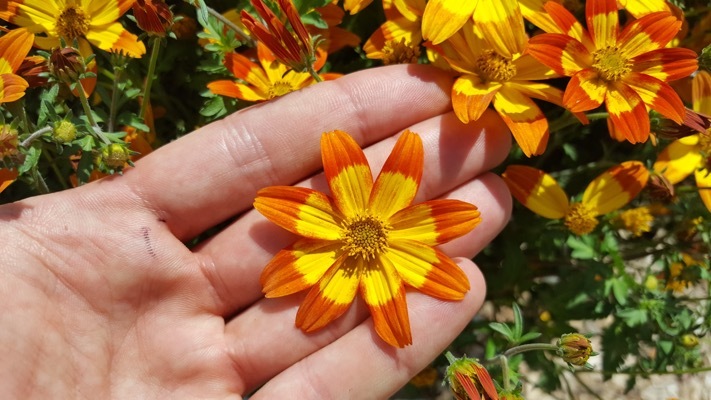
left=361, top=255, right=411, bottom=347
left=653, top=135, right=703, bottom=184
left=605, top=82, right=650, bottom=144
left=502, top=165, right=569, bottom=219
left=451, top=75, right=501, bottom=124
left=583, top=161, right=649, bottom=215
left=389, top=199, right=481, bottom=246
left=493, top=86, right=549, bottom=157
left=321, top=130, right=373, bottom=217
left=421, top=0, right=478, bottom=44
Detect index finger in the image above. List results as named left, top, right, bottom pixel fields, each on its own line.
left=120, top=65, right=455, bottom=240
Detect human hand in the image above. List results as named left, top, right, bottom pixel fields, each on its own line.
left=0, top=64, right=511, bottom=399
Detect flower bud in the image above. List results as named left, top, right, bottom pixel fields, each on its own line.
left=49, top=47, right=85, bottom=84
left=680, top=334, right=699, bottom=349
left=644, top=275, right=659, bottom=291
left=647, top=173, right=675, bottom=203
left=498, top=390, right=525, bottom=400
left=445, top=353, right=499, bottom=400
left=99, top=143, right=131, bottom=169
left=133, top=0, right=173, bottom=37
left=53, top=120, right=77, bottom=143
left=557, top=333, right=593, bottom=367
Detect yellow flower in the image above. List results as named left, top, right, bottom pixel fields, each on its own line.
left=363, top=0, right=424, bottom=65
left=615, top=206, right=654, bottom=237
left=254, top=130, right=481, bottom=347
left=502, top=162, right=649, bottom=235
left=428, top=0, right=576, bottom=157
left=208, top=42, right=333, bottom=101
left=654, top=70, right=711, bottom=213
left=0, top=0, right=145, bottom=57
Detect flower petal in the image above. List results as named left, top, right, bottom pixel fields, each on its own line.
left=451, top=75, right=501, bottom=124
left=605, top=82, right=650, bottom=144
left=369, top=130, right=423, bottom=219
left=653, top=135, right=702, bottom=184
left=527, top=33, right=591, bottom=77
left=85, top=22, right=146, bottom=58
left=0, top=28, right=33, bottom=74
left=502, top=165, right=569, bottom=219
left=582, top=161, right=649, bottom=215
left=321, top=130, right=373, bottom=217
left=254, top=186, right=343, bottom=240
left=518, top=0, right=560, bottom=34
left=224, top=48, right=271, bottom=87
left=543, top=1, right=593, bottom=47
left=493, top=86, right=549, bottom=157
left=388, top=199, right=481, bottom=246
left=296, top=254, right=360, bottom=332
left=622, top=0, right=670, bottom=18
left=343, top=0, right=374, bottom=14
left=0, top=168, right=18, bottom=193
left=0, top=73, right=28, bottom=103
left=563, top=69, right=607, bottom=112
left=624, top=72, right=684, bottom=123
left=261, top=239, right=342, bottom=297
left=511, top=53, right=559, bottom=81
left=385, top=239, right=470, bottom=299
left=421, top=0, right=478, bottom=44
left=473, top=0, right=527, bottom=57
left=586, top=0, right=619, bottom=48
left=631, top=48, right=698, bottom=83
left=692, top=70, right=711, bottom=115
left=361, top=255, right=411, bottom=347
left=618, top=12, right=682, bottom=59
left=207, top=80, right=268, bottom=102
left=89, top=0, right=134, bottom=25
left=695, top=169, right=711, bottom=213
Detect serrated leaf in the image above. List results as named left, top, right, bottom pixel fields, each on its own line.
left=76, top=150, right=95, bottom=185
left=566, top=235, right=596, bottom=260
left=617, top=308, right=647, bottom=326
left=18, top=146, right=41, bottom=175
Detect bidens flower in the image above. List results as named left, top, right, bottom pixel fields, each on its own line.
left=502, top=162, right=649, bottom=235
left=254, top=130, right=481, bottom=347
left=527, top=0, right=697, bottom=143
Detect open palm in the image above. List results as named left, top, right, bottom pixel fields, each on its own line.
left=0, top=65, right=511, bottom=399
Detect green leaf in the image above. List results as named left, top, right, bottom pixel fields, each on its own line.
left=566, top=235, right=596, bottom=260
left=18, top=146, right=41, bottom=175
left=489, top=322, right=514, bottom=340
left=513, top=303, right=524, bottom=339
left=617, top=308, right=648, bottom=327
left=610, top=278, right=629, bottom=306
left=301, top=10, right=328, bottom=29
left=519, top=332, right=543, bottom=343
left=657, top=340, right=674, bottom=355
left=200, top=96, right=227, bottom=117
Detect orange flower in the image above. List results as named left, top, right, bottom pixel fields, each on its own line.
left=208, top=42, right=332, bottom=102
left=363, top=0, right=424, bottom=64
left=0, top=0, right=145, bottom=57
left=445, top=352, right=499, bottom=400
left=428, top=0, right=578, bottom=157
left=0, top=28, right=35, bottom=103
left=502, top=162, right=649, bottom=235
left=254, top=130, right=480, bottom=347
left=654, top=70, right=711, bottom=212
left=241, top=0, right=315, bottom=72
left=527, top=0, right=697, bottom=143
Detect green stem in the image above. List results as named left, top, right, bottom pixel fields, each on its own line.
left=140, top=36, right=162, bottom=121
left=20, top=126, right=52, bottom=148
left=307, top=63, right=323, bottom=83
left=445, top=351, right=457, bottom=364
left=32, top=165, right=50, bottom=194
left=42, top=149, right=68, bottom=190
left=207, top=6, right=253, bottom=44
left=108, top=66, right=123, bottom=132
left=586, top=111, right=610, bottom=121
left=503, top=343, right=559, bottom=358
left=576, top=365, right=711, bottom=376
left=74, top=82, right=111, bottom=145
left=498, top=355, right=512, bottom=392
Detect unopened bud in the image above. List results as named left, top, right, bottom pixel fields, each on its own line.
left=49, top=47, right=85, bottom=84
left=445, top=353, right=499, bottom=400
left=0, top=125, right=19, bottom=159
left=53, top=120, right=77, bottom=143
left=99, top=143, right=131, bottom=169
left=557, top=333, right=593, bottom=367
left=680, top=334, right=699, bottom=348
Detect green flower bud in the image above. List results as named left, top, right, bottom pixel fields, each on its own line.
left=53, top=120, right=77, bottom=143
left=557, top=333, right=593, bottom=367
left=680, top=334, right=699, bottom=349
left=100, top=143, right=131, bottom=169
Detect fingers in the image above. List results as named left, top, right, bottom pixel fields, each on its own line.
left=224, top=174, right=510, bottom=394
left=249, top=258, right=488, bottom=399
left=120, top=64, right=454, bottom=240
left=196, top=110, right=511, bottom=316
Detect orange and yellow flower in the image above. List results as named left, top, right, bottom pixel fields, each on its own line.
left=654, top=70, right=711, bottom=212
left=364, top=0, right=423, bottom=64
left=502, top=162, right=649, bottom=235
left=0, top=28, right=35, bottom=103
left=527, top=0, right=697, bottom=144
left=208, top=42, right=334, bottom=102
left=445, top=353, right=499, bottom=400
left=0, top=0, right=145, bottom=57
left=254, top=130, right=480, bottom=347
left=428, top=0, right=576, bottom=157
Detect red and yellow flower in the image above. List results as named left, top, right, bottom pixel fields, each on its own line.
left=502, top=162, right=649, bottom=235
left=654, top=70, right=711, bottom=213
left=254, top=130, right=480, bottom=347
left=445, top=353, right=499, bottom=400
left=364, top=0, right=423, bottom=64
left=428, top=0, right=576, bottom=157
left=0, top=0, right=145, bottom=57
left=0, top=28, right=35, bottom=103
left=208, top=42, right=335, bottom=102
left=527, top=0, right=697, bottom=144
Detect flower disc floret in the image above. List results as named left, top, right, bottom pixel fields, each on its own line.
left=475, top=50, right=517, bottom=82
left=591, top=46, right=630, bottom=82
left=268, top=80, right=296, bottom=99
left=381, top=38, right=421, bottom=65
left=341, top=214, right=390, bottom=260
left=564, top=203, right=598, bottom=235
left=56, top=6, right=90, bottom=41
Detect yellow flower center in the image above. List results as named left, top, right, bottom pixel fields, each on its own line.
left=341, top=214, right=390, bottom=260
left=56, top=5, right=90, bottom=41
left=616, top=206, right=653, bottom=237
left=381, top=38, right=421, bottom=65
left=591, top=46, right=630, bottom=82
left=474, top=50, right=517, bottom=82
left=267, top=80, right=296, bottom=99
left=564, top=203, right=598, bottom=235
